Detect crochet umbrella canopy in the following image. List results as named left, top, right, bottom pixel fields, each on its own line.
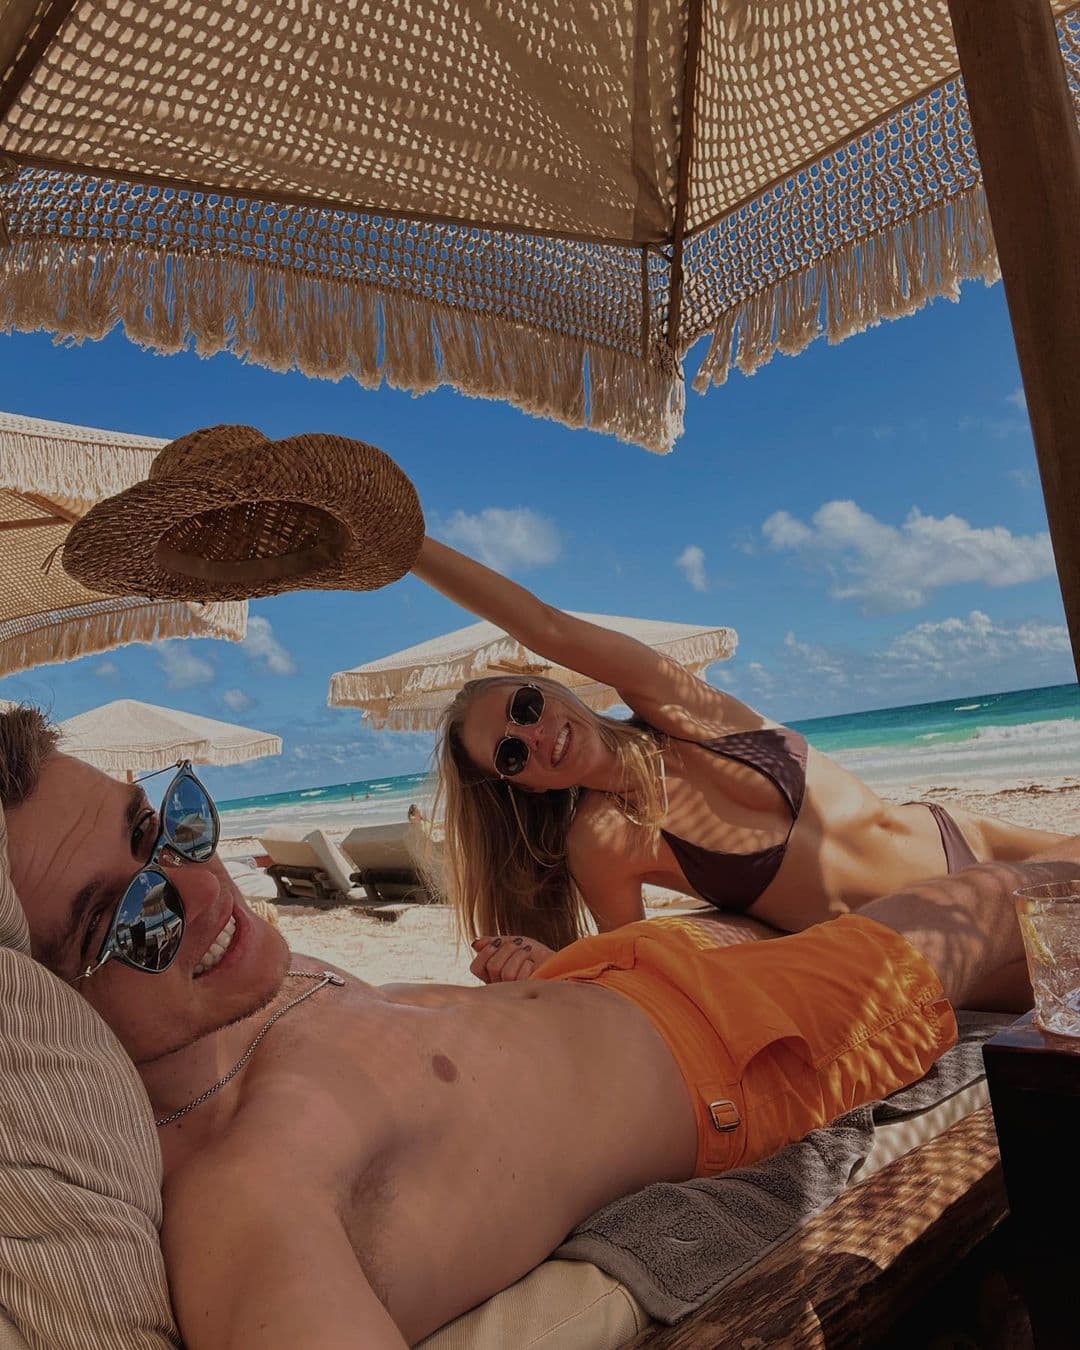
left=1, top=2, right=1079, bottom=665
left=328, top=613, right=737, bottom=731
left=57, top=698, right=281, bottom=778
left=0, top=410, right=247, bottom=678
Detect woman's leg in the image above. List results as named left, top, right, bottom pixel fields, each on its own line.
left=944, top=803, right=1069, bottom=863
left=862, top=847, right=1080, bottom=1012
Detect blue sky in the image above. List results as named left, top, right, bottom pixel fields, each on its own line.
left=1, top=276, right=1072, bottom=800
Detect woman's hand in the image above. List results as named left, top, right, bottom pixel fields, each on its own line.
left=470, top=935, right=555, bottom=983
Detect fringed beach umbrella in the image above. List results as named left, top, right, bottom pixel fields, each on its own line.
left=1, top=2, right=1079, bottom=667
left=328, top=614, right=737, bottom=730
left=58, top=699, right=282, bottom=780
left=0, top=410, right=247, bottom=678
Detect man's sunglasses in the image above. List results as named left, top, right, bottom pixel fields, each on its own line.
left=78, top=761, right=219, bottom=981
left=493, top=684, right=545, bottom=778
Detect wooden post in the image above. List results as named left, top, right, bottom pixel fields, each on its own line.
left=983, top=1013, right=1080, bottom=1348
left=948, top=0, right=1080, bottom=679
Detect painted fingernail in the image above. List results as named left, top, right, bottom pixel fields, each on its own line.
left=492, top=938, right=502, bottom=948
left=513, top=938, right=523, bottom=946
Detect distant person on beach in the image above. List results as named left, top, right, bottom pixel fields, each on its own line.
left=407, top=802, right=424, bottom=823
left=5, top=703, right=1079, bottom=1346
left=412, top=537, right=1065, bottom=991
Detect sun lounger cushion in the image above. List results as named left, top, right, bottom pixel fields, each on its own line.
left=340, top=821, right=416, bottom=869
left=304, top=829, right=364, bottom=896
left=0, top=808, right=178, bottom=1349
left=258, top=828, right=322, bottom=869
left=417, top=1260, right=649, bottom=1350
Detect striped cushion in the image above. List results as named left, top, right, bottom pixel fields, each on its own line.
left=0, top=807, right=178, bottom=1348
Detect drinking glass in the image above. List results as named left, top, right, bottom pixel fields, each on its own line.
left=1015, top=881, right=1080, bottom=1038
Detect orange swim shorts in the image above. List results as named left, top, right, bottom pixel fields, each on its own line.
left=533, top=913, right=957, bottom=1176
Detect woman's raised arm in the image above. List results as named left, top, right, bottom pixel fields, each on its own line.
left=412, top=537, right=765, bottom=732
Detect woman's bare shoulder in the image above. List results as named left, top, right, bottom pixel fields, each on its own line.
left=568, top=794, right=648, bottom=865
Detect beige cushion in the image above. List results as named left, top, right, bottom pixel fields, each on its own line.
left=859, top=1078, right=989, bottom=1181
left=417, top=1259, right=650, bottom=1350
left=340, top=821, right=415, bottom=870
left=258, top=828, right=322, bottom=869
left=0, top=808, right=178, bottom=1348
left=304, top=829, right=364, bottom=896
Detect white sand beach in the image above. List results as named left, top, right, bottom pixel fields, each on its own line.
left=224, top=769, right=1080, bottom=987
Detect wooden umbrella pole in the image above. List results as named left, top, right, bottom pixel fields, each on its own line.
left=948, top=0, right=1080, bottom=679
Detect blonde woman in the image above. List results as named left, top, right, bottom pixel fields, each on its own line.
left=414, top=538, right=1061, bottom=997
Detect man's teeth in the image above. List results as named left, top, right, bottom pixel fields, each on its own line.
left=552, top=724, right=570, bottom=766
left=193, top=915, right=237, bottom=977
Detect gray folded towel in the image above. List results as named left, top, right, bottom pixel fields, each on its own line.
left=555, top=1011, right=1009, bottom=1323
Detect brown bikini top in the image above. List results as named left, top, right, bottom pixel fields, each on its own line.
left=658, top=725, right=808, bottom=913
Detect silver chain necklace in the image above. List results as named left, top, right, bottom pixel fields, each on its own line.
left=155, top=969, right=345, bottom=1129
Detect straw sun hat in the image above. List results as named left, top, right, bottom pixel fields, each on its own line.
left=62, top=424, right=425, bottom=601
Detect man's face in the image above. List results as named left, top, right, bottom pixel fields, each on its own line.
left=5, top=753, right=288, bottom=1063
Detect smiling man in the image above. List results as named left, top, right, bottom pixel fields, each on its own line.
left=2, top=703, right=1072, bottom=1349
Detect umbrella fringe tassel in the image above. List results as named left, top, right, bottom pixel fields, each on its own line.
left=0, top=599, right=246, bottom=680
left=0, top=236, right=685, bottom=454
left=692, top=185, right=999, bottom=390
left=0, top=417, right=164, bottom=503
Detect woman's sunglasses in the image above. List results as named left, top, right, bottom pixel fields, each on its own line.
left=493, top=684, right=545, bottom=778
left=78, top=760, right=219, bottom=981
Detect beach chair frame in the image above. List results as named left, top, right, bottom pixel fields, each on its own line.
left=264, top=862, right=349, bottom=909
left=348, top=865, right=433, bottom=906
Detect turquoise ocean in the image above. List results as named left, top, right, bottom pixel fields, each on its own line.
left=218, top=682, right=1080, bottom=837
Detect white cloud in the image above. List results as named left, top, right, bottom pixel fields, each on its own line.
left=241, top=616, right=297, bottom=676
left=676, top=544, right=708, bottom=592
left=782, top=632, right=850, bottom=687
left=762, top=500, right=1053, bottom=612
left=738, top=611, right=1072, bottom=720
left=882, top=609, right=1070, bottom=676
left=959, top=414, right=1029, bottom=439
left=439, top=508, right=560, bottom=573
left=745, top=661, right=776, bottom=695
left=158, top=643, right=215, bottom=688
left=222, top=688, right=256, bottom=713
left=1007, top=386, right=1027, bottom=410
left=95, top=660, right=119, bottom=680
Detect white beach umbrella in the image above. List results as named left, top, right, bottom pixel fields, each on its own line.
left=0, top=411, right=247, bottom=677
left=328, top=615, right=737, bottom=731
left=58, top=699, right=282, bottom=779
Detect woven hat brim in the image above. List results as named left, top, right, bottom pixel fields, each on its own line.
left=63, top=434, right=424, bottom=601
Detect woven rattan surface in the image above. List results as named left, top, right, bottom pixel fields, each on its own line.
left=62, top=425, right=426, bottom=601
left=1, top=2, right=1079, bottom=450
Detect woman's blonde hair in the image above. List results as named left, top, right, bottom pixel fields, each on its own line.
left=428, top=676, right=667, bottom=950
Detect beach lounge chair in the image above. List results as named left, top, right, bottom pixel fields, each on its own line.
left=417, top=1056, right=1008, bottom=1349
left=258, top=828, right=356, bottom=907
left=339, top=820, right=436, bottom=905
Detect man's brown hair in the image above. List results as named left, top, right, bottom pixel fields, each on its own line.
left=0, top=706, right=59, bottom=809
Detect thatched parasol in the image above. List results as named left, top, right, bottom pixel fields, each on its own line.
left=0, top=410, right=246, bottom=677
left=58, top=698, right=281, bottom=778
left=1, top=2, right=1078, bottom=667
left=329, top=613, right=737, bottom=731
